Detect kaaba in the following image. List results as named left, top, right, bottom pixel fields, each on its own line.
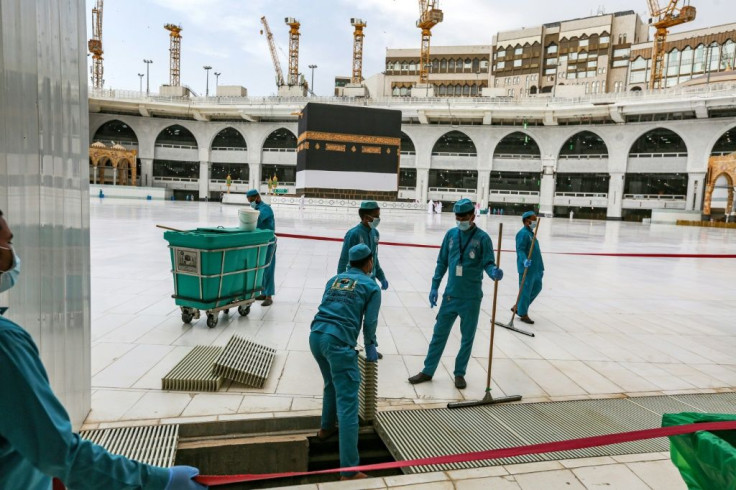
left=296, top=103, right=402, bottom=200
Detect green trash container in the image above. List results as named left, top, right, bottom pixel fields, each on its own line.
left=663, top=412, right=736, bottom=490
left=164, top=227, right=275, bottom=328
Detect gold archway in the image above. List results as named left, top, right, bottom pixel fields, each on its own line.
left=703, top=152, right=736, bottom=215
left=89, top=142, right=138, bottom=185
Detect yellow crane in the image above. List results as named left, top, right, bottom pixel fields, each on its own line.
left=647, top=0, right=696, bottom=90
left=285, top=17, right=302, bottom=87
left=164, top=24, right=183, bottom=87
left=260, top=16, right=285, bottom=88
left=350, top=18, right=367, bottom=85
left=417, top=0, right=443, bottom=86
left=88, top=0, right=104, bottom=88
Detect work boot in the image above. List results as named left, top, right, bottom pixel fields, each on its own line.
left=454, top=376, right=467, bottom=389
left=377, top=351, right=383, bottom=360
left=340, top=472, right=368, bottom=481
left=316, top=427, right=338, bottom=441
left=255, top=295, right=267, bottom=301
left=261, top=297, right=273, bottom=306
left=519, top=315, right=534, bottom=324
left=408, top=372, right=432, bottom=384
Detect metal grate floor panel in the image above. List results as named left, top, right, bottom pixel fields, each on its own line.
left=375, top=393, right=736, bottom=474
left=358, top=353, right=378, bottom=423
left=79, top=424, right=179, bottom=467
left=162, top=346, right=224, bottom=392
left=213, top=335, right=276, bottom=388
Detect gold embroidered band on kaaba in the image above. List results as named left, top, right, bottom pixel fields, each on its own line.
left=298, top=131, right=400, bottom=147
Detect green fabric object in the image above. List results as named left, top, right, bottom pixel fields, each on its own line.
left=453, top=198, right=474, bottom=214
left=663, top=412, right=736, bottom=490
left=360, top=201, right=379, bottom=210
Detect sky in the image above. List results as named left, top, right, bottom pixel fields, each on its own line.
left=87, top=0, right=728, bottom=97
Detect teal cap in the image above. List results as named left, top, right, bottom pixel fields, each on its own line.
left=453, top=198, right=474, bottom=214
left=349, top=243, right=372, bottom=261
left=360, top=201, right=380, bottom=210
left=522, top=210, right=536, bottom=221
left=246, top=189, right=259, bottom=197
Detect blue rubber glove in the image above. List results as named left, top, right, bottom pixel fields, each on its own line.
left=380, top=278, right=389, bottom=290
left=166, top=466, right=207, bottom=489
left=365, top=344, right=378, bottom=362
left=490, top=266, right=503, bottom=281
left=524, top=259, right=532, bottom=268
left=428, top=288, right=438, bottom=308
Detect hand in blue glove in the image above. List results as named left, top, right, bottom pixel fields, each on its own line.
left=490, top=266, right=503, bottom=281
left=523, top=259, right=532, bottom=268
left=166, top=466, right=207, bottom=489
left=428, top=288, right=438, bottom=308
left=380, top=278, right=389, bottom=290
left=365, top=344, right=378, bottom=362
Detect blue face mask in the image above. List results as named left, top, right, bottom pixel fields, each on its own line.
left=530, top=221, right=537, bottom=230
left=0, top=248, right=21, bottom=294
left=250, top=201, right=258, bottom=209
left=456, top=220, right=471, bottom=231
left=369, top=217, right=380, bottom=229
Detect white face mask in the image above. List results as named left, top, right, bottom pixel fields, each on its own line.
left=0, top=248, right=21, bottom=293
left=369, top=217, right=380, bottom=229
left=250, top=201, right=258, bottom=209
left=456, top=220, right=471, bottom=231
left=530, top=221, right=537, bottom=230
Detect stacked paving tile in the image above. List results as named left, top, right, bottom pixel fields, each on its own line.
left=162, top=335, right=275, bottom=392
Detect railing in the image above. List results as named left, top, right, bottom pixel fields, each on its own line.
left=399, top=186, right=417, bottom=190
left=211, top=147, right=247, bottom=151
left=628, top=152, right=688, bottom=158
left=429, top=187, right=477, bottom=193
left=155, top=143, right=197, bottom=150
left=558, top=154, right=608, bottom=160
left=489, top=190, right=540, bottom=196
left=493, top=153, right=542, bottom=160
left=400, top=151, right=416, bottom=155
left=260, top=181, right=295, bottom=186
left=211, top=179, right=248, bottom=184
left=153, top=176, right=198, bottom=182
left=431, top=152, right=477, bottom=157
left=555, top=192, right=607, bottom=198
left=623, top=194, right=686, bottom=200
left=262, top=148, right=296, bottom=153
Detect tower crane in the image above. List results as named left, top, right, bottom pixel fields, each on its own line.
left=164, top=23, right=183, bottom=87
left=647, top=0, right=696, bottom=90
left=260, top=16, right=285, bottom=88
left=350, top=18, right=367, bottom=85
left=417, top=0, right=443, bottom=86
left=88, top=0, right=104, bottom=88
left=285, top=17, right=302, bottom=87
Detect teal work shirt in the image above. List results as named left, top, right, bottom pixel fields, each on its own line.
left=431, top=225, right=498, bottom=300
left=516, top=226, right=544, bottom=275
left=0, top=315, right=170, bottom=490
left=311, top=267, right=381, bottom=348
left=337, top=223, right=386, bottom=282
left=255, top=201, right=275, bottom=231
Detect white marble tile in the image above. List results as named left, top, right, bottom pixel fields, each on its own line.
left=182, top=393, right=243, bottom=417
left=454, top=476, right=521, bottom=490
left=92, top=344, right=176, bottom=388
left=514, top=469, right=585, bottom=490
left=626, top=460, right=687, bottom=490
left=86, top=390, right=146, bottom=423
left=572, top=464, right=650, bottom=490
left=239, top=395, right=293, bottom=413
left=122, top=391, right=193, bottom=420
left=91, top=342, right=136, bottom=375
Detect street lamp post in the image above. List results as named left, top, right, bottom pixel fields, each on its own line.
left=214, top=71, right=221, bottom=94
left=138, top=73, right=144, bottom=95
left=203, top=65, right=212, bottom=97
left=143, top=59, right=153, bottom=95
left=308, top=64, right=317, bottom=95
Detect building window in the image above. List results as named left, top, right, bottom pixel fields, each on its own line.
left=514, top=59, right=522, bottom=67
left=612, top=59, right=629, bottom=67
left=392, top=86, right=400, bottom=96
left=497, top=49, right=506, bottom=58
left=440, top=58, right=447, bottom=72
left=667, top=48, right=680, bottom=77
left=400, top=86, right=409, bottom=96
left=497, top=61, right=505, bottom=69
left=465, top=58, right=473, bottom=71
left=545, top=68, right=556, bottom=75
left=693, top=44, right=705, bottom=72
left=722, top=40, right=736, bottom=69
left=546, top=44, right=558, bottom=54
left=472, top=58, right=480, bottom=72
left=600, top=35, right=610, bottom=45
left=514, top=47, right=522, bottom=55
left=463, top=85, right=471, bottom=96
left=579, top=38, right=589, bottom=48
left=471, top=84, right=478, bottom=96
left=480, top=59, right=489, bottom=70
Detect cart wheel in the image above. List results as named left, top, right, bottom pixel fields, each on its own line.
left=223, top=309, right=230, bottom=315
left=181, top=308, right=194, bottom=324
left=206, top=313, right=218, bottom=328
left=238, top=305, right=251, bottom=316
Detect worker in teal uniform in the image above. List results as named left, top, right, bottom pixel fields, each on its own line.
left=337, top=201, right=389, bottom=291
left=247, top=189, right=276, bottom=306
left=408, top=199, right=504, bottom=389
left=310, top=244, right=380, bottom=481
left=0, top=210, right=205, bottom=490
left=515, top=210, right=544, bottom=324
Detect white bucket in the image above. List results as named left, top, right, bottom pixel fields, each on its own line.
left=238, top=208, right=259, bottom=231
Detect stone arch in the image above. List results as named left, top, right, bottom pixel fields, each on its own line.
left=92, top=119, right=139, bottom=146
left=400, top=132, right=416, bottom=153
left=558, top=130, right=609, bottom=157
left=262, top=127, right=297, bottom=149
left=155, top=124, right=198, bottom=148
left=628, top=127, right=687, bottom=156
left=431, top=130, right=477, bottom=154
left=704, top=158, right=736, bottom=216
left=493, top=131, right=541, bottom=157
left=709, top=125, right=736, bottom=156
left=210, top=126, right=247, bottom=150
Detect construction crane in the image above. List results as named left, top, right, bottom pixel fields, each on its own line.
left=260, top=16, right=285, bottom=88
left=88, top=0, right=104, bottom=88
left=350, top=18, right=367, bottom=85
left=164, top=23, right=183, bottom=86
left=285, top=17, right=302, bottom=87
left=647, top=0, right=696, bottom=90
left=417, top=0, right=443, bottom=85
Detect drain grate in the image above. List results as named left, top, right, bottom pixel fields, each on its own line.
left=358, top=353, right=378, bottom=423
left=79, top=424, right=179, bottom=467
left=162, top=346, right=224, bottom=392
left=213, top=335, right=276, bottom=388
left=375, top=393, right=736, bottom=474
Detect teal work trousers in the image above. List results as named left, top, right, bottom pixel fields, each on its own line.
left=422, top=297, right=482, bottom=377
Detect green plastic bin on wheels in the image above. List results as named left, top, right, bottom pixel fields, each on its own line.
left=163, top=227, right=275, bottom=327
left=663, top=412, right=736, bottom=490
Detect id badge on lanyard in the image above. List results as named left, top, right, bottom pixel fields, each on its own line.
left=456, top=227, right=476, bottom=277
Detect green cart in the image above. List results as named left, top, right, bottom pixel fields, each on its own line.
left=164, top=227, right=275, bottom=328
